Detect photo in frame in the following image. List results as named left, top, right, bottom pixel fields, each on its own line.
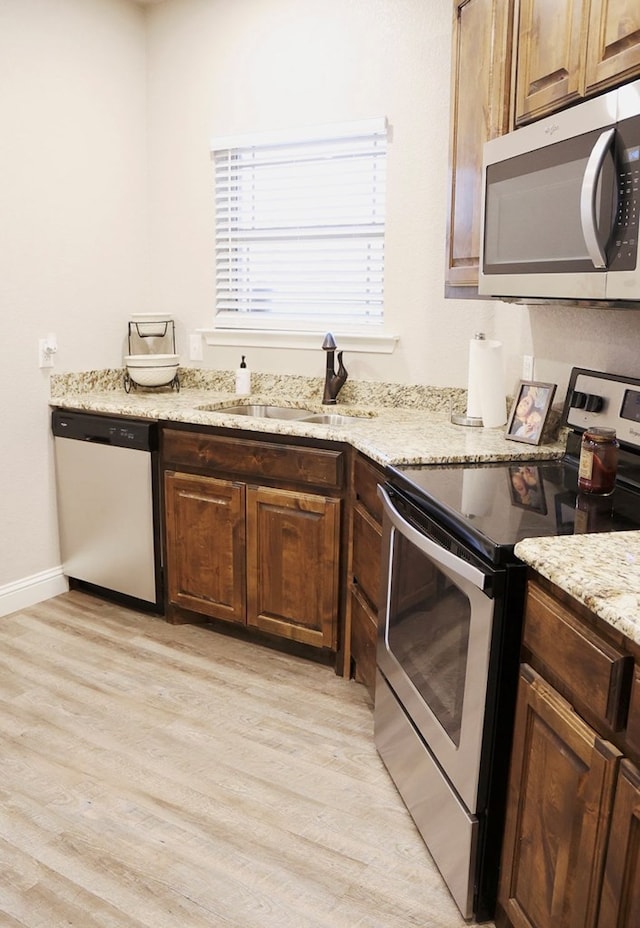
left=506, top=381, right=556, bottom=445
left=508, top=464, right=547, bottom=514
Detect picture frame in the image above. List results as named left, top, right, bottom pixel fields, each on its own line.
left=508, top=464, right=547, bottom=514
left=506, top=380, right=556, bottom=445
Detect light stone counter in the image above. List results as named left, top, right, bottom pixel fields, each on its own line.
left=515, top=532, right=640, bottom=648
left=50, top=368, right=566, bottom=467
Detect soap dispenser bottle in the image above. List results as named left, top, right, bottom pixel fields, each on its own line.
left=235, top=356, right=251, bottom=395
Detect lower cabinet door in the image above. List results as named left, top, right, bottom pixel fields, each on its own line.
left=165, top=471, right=246, bottom=623
left=597, top=759, right=640, bottom=928
left=349, top=586, right=377, bottom=696
left=499, top=664, right=621, bottom=928
left=246, top=485, right=340, bottom=649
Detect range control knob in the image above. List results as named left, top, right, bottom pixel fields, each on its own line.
left=570, top=390, right=587, bottom=409
left=584, top=394, right=604, bottom=412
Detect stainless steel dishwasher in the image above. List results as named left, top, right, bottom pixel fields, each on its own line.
left=51, top=410, right=163, bottom=613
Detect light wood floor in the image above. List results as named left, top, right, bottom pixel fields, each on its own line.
left=0, top=591, right=494, bottom=928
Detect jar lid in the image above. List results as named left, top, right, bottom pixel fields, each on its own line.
left=584, top=427, right=617, bottom=442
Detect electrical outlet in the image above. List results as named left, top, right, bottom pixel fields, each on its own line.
left=189, top=333, right=203, bottom=362
left=522, top=354, right=534, bottom=380
left=38, top=334, right=57, bottom=369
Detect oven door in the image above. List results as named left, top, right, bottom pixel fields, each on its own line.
left=376, top=484, right=497, bottom=814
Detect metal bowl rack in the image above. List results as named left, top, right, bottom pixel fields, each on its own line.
left=123, top=318, right=180, bottom=393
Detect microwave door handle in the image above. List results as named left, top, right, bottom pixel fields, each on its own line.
left=378, top=486, right=489, bottom=593
left=580, top=127, right=615, bottom=268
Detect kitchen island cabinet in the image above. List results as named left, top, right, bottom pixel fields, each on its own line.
left=498, top=662, right=620, bottom=928
left=597, top=758, right=640, bottom=927
left=162, top=426, right=346, bottom=655
left=496, top=576, right=639, bottom=928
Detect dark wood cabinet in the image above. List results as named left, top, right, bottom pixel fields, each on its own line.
left=585, top=0, right=640, bottom=96
left=497, top=577, right=640, bottom=928
left=499, top=663, right=620, bottom=928
left=345, top=453, right=384, bottom=696
left=445, top=0, right=514, bottom=290
left=162, top=427, right=346, bottom=654
left=597, top=759, right=640, bottom=928
left=246, top=485, right=340, bottom=649
left=514, top=0, right=586, bottom=125
left=514, top=0, right=640, bottom=125
left=522, top=581, right=632, bottom=731
left=165, top=471, right=246, bottom=624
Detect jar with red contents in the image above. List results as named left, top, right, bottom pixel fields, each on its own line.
left=578, top=427, right=619, bottom=495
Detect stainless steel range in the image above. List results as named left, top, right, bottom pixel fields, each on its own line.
left=374, top=368, right=640, bottom=922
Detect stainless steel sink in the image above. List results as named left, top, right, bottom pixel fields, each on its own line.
left=301, top=413, right=365, bottom=425
left=200, top=404, right=312, bottom=420
left=197, top=403, right=374, bottom=424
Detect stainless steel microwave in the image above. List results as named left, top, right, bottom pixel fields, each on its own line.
left=479, top=79, right=640, bottom=304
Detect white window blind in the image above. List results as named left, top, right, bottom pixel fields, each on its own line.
left=211, top=118, right=387, bottom=326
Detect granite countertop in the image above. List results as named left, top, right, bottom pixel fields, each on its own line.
left=50, top=368, right=566, bottom=468
left=515, top=533, right=640, bottom=648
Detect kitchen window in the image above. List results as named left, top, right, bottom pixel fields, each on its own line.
left=211, top=118, right=387, bottom=332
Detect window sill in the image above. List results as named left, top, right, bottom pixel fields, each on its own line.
left=200, top=328, right=399, bottom=354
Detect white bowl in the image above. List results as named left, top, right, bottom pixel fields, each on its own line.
left=125, top=354, right=179, bottom=386
left=124, top=353, right=179, bottom=367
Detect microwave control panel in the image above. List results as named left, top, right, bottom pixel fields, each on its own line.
left=609, top=120, right=640, bottom=270
left=609, top=160, right=639, bottom=268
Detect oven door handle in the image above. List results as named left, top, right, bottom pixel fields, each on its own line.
left=379, top=486, right=490, bottom=593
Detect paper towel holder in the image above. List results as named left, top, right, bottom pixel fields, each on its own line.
left=451, top=332, right=485, bottom=427
left=451, top=410, right=484, bottom=427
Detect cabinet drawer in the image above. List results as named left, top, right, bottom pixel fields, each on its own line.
left=163, top=428, right=345, bottom=490
left=353, top=454, right=384, bottom=523
left=352, top=503, right=382, bottom=611
left=524, top=581, right=632, bottom=730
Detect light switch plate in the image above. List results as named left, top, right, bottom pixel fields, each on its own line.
left=189, top=333, right=203, bottom=362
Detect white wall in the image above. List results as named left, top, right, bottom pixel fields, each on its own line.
left=144, top=0, right=498, bottom=387
left=0, top=0, right=148, bottom=598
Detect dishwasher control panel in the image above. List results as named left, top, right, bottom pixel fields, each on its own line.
left=52, top=410, right=157, bottom=452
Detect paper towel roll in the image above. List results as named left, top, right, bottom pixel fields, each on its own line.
left=466, top=337, right=506, bottom=428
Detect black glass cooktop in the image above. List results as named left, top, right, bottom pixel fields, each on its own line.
left=387, top=449, right=640, bottom=566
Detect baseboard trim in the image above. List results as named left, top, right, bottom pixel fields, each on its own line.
left=0, top=567, right=69, bottom=618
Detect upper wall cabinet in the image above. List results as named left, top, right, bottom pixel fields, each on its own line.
left=515, top=0, right=640, bottom=125
left=586, top=0, right=640, bottom=95
left=445, top=0, right=514, bottom=288
left=515, top=0, right=585, bottom=124
left=445, top=0, right=640, bottom=295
